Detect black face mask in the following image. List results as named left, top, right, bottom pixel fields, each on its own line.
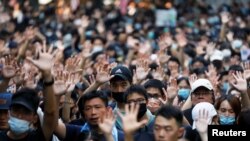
left=112, top=92, right=125, bottom=103
left=137, top=103, right=147, bottom=120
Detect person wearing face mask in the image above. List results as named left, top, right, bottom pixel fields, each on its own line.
left=0, top=87, right=57, bottom=141
left=177, top=77, right=191, bottom=102
left=215, top=94, right=241, bottom=125
left=123, top=85, right=155, bottom=140
left=231, top=38, right=243, bottom=52
left=78, top=65, right=133, bottom=131
left=109, top=66, right=133, bottom=130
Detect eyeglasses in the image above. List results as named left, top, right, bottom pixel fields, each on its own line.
left=127, top=98, right=146, bottom=104
left=147, top=93, right=161, bottom=99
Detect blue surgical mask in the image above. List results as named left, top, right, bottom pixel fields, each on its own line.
left=147, top=31, right=155, bottom=39
left=232, top=39, right=243, bottom=49
left=222, top=82, right=229, bottom=94
left=219, top=115, right=235, bottom=125
left=178, top=88, right=190, bottom=100
left=8, top=116, right=31, bottom=135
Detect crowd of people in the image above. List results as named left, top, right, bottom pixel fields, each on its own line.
left=0, top=0, right=250, bottom=141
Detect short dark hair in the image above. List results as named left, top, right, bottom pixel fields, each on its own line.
left=144, top=79, right=166, bottom=97
left=155, top=105, right=183, bottom=127
left=168, top=56, right=181, bottom=66
left=78, top=91, right=108, bottom=110
left=124, top=85, right=148, bottom=102
left=228, top=65, right=244, bottom=73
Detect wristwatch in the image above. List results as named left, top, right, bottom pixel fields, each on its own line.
left=43, top=78, right=54, bottom=86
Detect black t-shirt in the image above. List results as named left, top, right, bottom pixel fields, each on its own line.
left=183, top=107, right=194, bottom=125
left=0, top=128, right=47, bottom=141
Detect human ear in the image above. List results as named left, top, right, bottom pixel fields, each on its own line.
left=178, top=127, right=185, bottom=138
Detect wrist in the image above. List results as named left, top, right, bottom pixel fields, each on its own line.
left=94, top=81, right=103, bottom=87
left=104, top=133, right=113, bottom=139
left=42, top=70, right=52, bottom=79
left=43, top=77, right=54, bottom=87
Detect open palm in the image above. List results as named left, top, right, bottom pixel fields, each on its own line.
left=231, top=71, right=247, bottom=92
left=98, top=108, right=115, bottom=135
left=118, top=103, right=147, bottom=134
left=26, top=42, right=56, bottom=73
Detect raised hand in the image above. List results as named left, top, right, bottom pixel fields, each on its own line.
left=196, top=109, right=209, bottom=133
left=158, top=33, right=173, bottom=50
left=159, top=79, right=178, bottom=105
left=157, top=49, right=170, bottom=65
left=65, top=57, right=81, bottom=72
left=147, top=98, right=161, bottom=113
left=53, top=70, right=81, bottom=96
left=127, top=36, right=139, bottom=50
left=26, top=41, right=57, bottom=74
left=205, top=64, right=219, bottom=94
left=118, top=103, right=147, bottom=134
left=138, top=41, right=152, bottom=55
left=159, top=88, right=169, bottom=105
left=230, top=71, right=247, bottom=92
left=1, top=55, right=18, bottom=79
left=53, top=71, right=67, bottom=96
left=81, top=15, right=90, bottom=29
left=134, top=59, right=150, bottom=82
left=98, top=108, right=115, bottom=135
left=196, top=109, right=209, bottom=141
left=176, top=33, right=187, bottom=48
left=242, top=61, right=250, bottom=80
left=96, top=63, right=114, bottom=84
left=151, top=66, right=165, bottom=81
left=24, top=71, right=37, bottom=89
left=226, top=31, right=234, bottom=42
left=65, top=72, right=80, bottom=93
left=167, top=78, right=178, bottom=98
left=12, top=68, right=25, bottom=86
left=189, top=74, right=197, bottom=86
left=220, top=12, right=231, bottom=24
left=205, top=65, right=217, bottom=78
left=206, top=42, right=216, bottom=56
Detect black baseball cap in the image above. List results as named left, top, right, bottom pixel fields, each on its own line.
left=110, top=65, right=133, bottom=83
left=10, top=88, right=39, bottom=113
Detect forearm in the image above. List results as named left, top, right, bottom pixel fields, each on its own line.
left=176, top=48, right=185, bottom=69
left=241, top=90, right=250, bottom=110
left=181, top=95, right=192, bottom=111
left=125, top=133, right=134, bottom=141
left=42, top=72, right=57, bottom=141
left=126, top=49, right=135, bottom=65
left=104, top=134, right=114, bottom=141
left=62, top=94, right=71, bottom=123
left=17, top=40, right=29, bottom=62
left=199, top=133, right=208, bottom=141
left=81, top=82, right=101, bottom=97
left=219, top=24, right=226, bottom=41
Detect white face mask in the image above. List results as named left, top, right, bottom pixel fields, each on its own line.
left=232, top=39, right=243, bottom=49
left=92, top=45, right=103, bottom=53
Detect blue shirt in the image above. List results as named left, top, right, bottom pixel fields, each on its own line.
left=64, top=124, right=124, bottom=141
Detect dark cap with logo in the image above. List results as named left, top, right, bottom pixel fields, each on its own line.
left=110, top=65, right=133, bottom=83
left=0, top=92, right=12, bottom=110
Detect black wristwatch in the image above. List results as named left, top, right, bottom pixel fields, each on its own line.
left=43, top=78, right=54, bottom=86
